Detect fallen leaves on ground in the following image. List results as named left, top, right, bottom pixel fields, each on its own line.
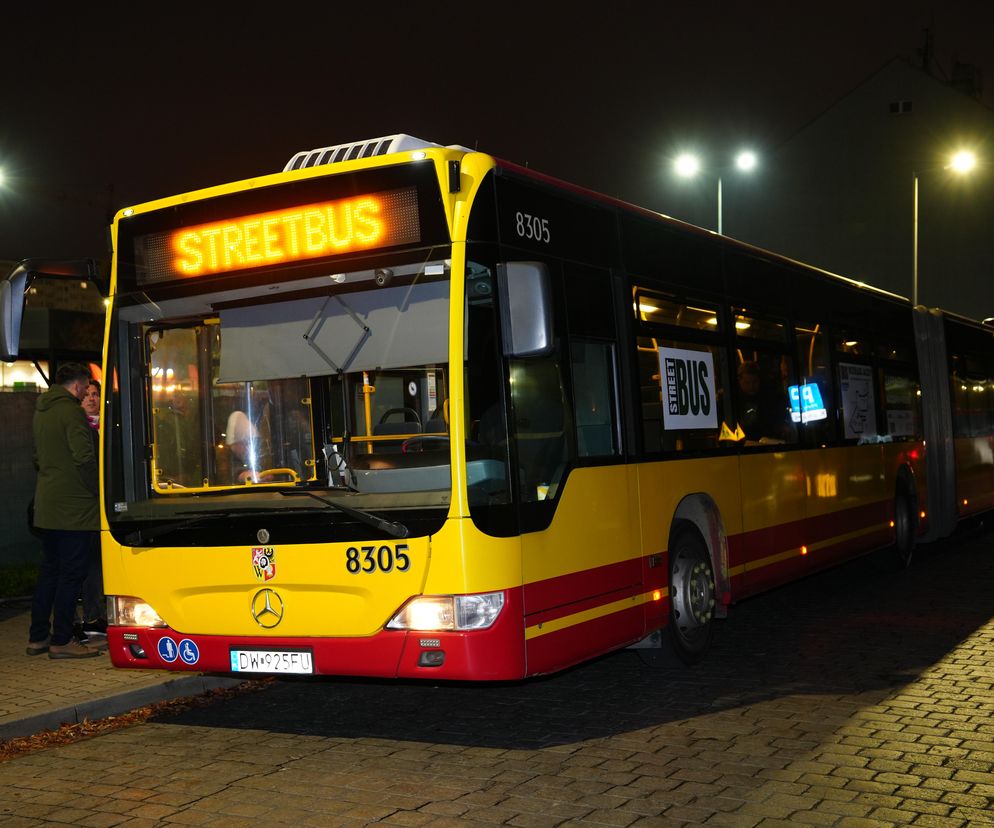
left=0, top=678, right=273, bottom=762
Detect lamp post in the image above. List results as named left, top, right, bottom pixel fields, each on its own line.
left=912, top=150, right=977, bottom=307
left=673, top=150, right=758, bottom=234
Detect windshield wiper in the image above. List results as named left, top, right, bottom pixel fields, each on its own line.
left=124, top=509, right=256, bottom=547
left=279, top=490, right=409, bottom=538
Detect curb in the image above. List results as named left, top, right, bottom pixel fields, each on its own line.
left=0, top=675, right=245, bottom=742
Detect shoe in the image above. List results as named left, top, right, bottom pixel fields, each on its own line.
left=48, top=641, right=101, bottom=659
left=81, top=618, right=108, bottom=637
left=78, top=633, right=108, bottom=651
left=26, top=638, right=50, bottom=656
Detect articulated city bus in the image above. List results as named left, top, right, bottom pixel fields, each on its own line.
left=4, top=135, right=992, bottom=679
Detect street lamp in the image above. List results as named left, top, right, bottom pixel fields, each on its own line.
left=912, top=149, right=978, bottom=306
left=672, top=149, right=759, bottom=234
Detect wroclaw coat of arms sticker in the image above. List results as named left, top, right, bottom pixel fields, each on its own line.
left=252, top=547, right=276, bottom=581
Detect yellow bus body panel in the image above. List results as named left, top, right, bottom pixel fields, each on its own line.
left=102, top=533, right=430, bottom=638
left=521, top=465, right=641, bottom=588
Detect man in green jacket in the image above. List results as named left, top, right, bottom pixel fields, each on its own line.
left=26, top=363, right=102, bottom=659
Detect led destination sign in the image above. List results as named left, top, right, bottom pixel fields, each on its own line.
left=134, top=186, right=421, bottom=285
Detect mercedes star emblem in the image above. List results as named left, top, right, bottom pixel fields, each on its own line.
left=251, top=588, right=284, bottom=628
left=257, top=528, right=270, bottom=544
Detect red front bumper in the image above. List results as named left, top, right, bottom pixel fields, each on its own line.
left=107, top=592, right=526, bottom=681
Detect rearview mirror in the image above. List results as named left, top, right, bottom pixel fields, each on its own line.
left=0, top=258, right=105, bottom=361
left=0, top=264, right=29, bottom=361
left=496, top=261, right=553, bottom=358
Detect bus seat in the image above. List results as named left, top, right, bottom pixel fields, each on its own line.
left=424, top=417, right=447, bottom=435
left=373, top=407, right=421, bottom=453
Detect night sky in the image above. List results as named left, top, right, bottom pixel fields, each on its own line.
left=1, top=2, right=992, bottom=268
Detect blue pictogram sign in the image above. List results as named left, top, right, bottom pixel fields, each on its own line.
left=178, top=638, right=200, bottom=666
left=157, top=636, right=178, bottom=663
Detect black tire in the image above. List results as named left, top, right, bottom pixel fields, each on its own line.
left=894, top=482, right=918, bottom=569
left=667, top=529, right=716, bottom=664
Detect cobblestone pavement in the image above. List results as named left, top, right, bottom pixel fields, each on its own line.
left=0, top=601, right=241, bottom=740
left=1, top=527, right=993, bottom=827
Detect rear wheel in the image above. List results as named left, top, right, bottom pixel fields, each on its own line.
left=894, top=483, right=918, bottom=569
left=668, top=529, right=716, bottom=664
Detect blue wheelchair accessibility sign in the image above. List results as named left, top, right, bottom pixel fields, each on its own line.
left=178, top=638, right=200, bottom=666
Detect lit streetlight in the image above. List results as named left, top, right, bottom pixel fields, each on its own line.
left=673, top=153, right=701, bottom=179
left=671, top=149, right=759, bottom=234
left=912, top=149, right=978, bottom=306
left=949, top=150, right=977, bottom=174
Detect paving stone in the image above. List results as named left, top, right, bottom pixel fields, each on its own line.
left=2, top=533, right=994, bottom=826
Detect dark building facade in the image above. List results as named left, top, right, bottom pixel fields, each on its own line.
left=664, top=59, right=994, bottom=320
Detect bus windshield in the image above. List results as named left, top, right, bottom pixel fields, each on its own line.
left=113, top=252, right=452, bottom=515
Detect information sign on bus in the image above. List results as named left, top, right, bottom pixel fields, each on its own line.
left=658, top=346, right=718, bottom=430
left=788, top=382, right=828, bottom=423
left=133, top=187, right=421, bottom=285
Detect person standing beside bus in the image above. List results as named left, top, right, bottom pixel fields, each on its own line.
left=78, top=379, right=108, bottom=641
left=25, top=364, right=102, bottom=659
left=82, top=379, right=100, bottom=430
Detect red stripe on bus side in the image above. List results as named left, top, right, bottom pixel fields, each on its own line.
left=526, top=604, right=646, bottom=677
left=727, top=499, right=890, bottom=565
left=524, top=582, right=653, bottom=628
left=520, top=499, right=891, bottom=637
left=523, top=556, right=655, bottom=616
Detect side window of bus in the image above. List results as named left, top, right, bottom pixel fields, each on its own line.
left=832, top=330, right=882, bottom=443
left=881, top=371, right=922, bottom=441
left=986, top=360, right=994, bottom=438
left=508, top=259, right=574, bottom=503
left=464, top=257, right=513, bottom=527
left=634, top=290, right=731, bottom=453
left=836, top=360, right=879, bottom=443
left=510, top=355, right=574, bottom=501
left=733, top=310, right=797, bottom=447
left=949, top=355, right=970, bottom=437
left=148, top=326, right=205, bottom=489
left=950, top=353, right=991, bottom=438
left=793, top=322, right=836, bottom=444
left=565, top=265, right=619, bottom=459
left=571, top=339, right=618, bottom=457
left=876, top=339, right=921, bottom=442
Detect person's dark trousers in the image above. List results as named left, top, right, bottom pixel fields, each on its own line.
left=29, top=530, right=95, bottom=646
left=81, top=533, right=104, bottom=622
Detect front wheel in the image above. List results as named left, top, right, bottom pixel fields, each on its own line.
left=668, top=529, right=716, bottom=664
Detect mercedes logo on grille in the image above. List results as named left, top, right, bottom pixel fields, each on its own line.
left=251, top=588, right=284, bottom=628
left=257, top=528, right=270, bottom=544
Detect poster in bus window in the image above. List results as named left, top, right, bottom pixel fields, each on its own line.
left=657, top=347, right=718, bottom=430
left=838, top=362, right=877, bottom=440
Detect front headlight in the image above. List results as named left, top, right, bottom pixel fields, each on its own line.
left=107, top=595, right=168, bottom=628
left=386, top=591, right=505, bottom=631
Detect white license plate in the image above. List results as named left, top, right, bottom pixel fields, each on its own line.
left=230, top=648, right=314, bottom=674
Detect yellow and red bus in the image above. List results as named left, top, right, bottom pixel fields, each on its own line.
left=4, top=134, right=992, bottom=678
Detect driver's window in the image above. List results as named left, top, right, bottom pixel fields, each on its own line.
left=148, top=326, right=206, bottom=489
left=147, top=322, right=315, bottom=490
